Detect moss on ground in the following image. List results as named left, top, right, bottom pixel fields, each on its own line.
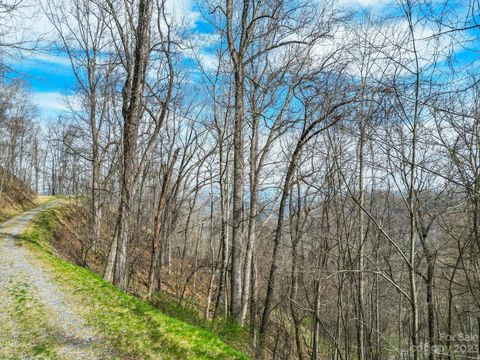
left=152, top=292, right=250, bottom=353
left=22, top=205, right=249, bottom=360
left=0, top=278, right=58, bottom=359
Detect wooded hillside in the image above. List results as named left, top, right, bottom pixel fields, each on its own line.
left=0, top=167, right=35, bottom=220
left=1, top=0, right=480, bottom=359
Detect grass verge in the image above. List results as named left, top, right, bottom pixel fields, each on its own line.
left=22, top=205, right=249, bottom=360
left=0, top=195, right=59, bottom=223
left=152, top=292, right=250, bottom=353
left=0, top=278, right=58, bottom=359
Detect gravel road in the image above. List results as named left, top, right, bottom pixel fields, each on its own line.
left=0, top=202, right=115, bottom=359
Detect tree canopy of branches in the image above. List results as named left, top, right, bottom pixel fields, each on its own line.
left=4, top=0, right=480, bottom=359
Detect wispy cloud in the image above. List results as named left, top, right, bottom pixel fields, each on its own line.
left=28, top=52, right=71, bottom=67
left=31, top=91, right=79, bottom=120
left=338, top=0, right=390, bottom=9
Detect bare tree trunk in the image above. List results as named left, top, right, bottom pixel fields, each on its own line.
left=311, top=277, right=320, bottom=360
left=92, top=152, right=102, bottom=250
left=258, top=144, right=300, bottom=357
left=258, top=101, right=349, bottom=356
left=225, top=0, right=246, bottom=323
left=147, top=149, right=179, bottom=298
left=213, top=134, right=230, bottom=320
left=357, top=119, right=365, bottom=360
left=111, top=0, right=153, bottom=290
left=407, top=6, right=420, bottom=358
left=241, top=114, right=259, bottom=324
left=229, top=43, right=245, bottom=324
left=249, top=251, right=258, bottom=344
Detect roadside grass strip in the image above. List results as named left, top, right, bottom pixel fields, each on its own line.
left=22, top=207, right=249, bottom=360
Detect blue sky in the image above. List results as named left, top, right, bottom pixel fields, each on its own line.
left=9, top=53, right=76, bottom=119
left=6, top=0, right=205, bottom=120
left=7, top=0, right=478, bottom=121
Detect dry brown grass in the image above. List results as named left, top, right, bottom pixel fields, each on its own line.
left=0, top=168, right=36, bottom=221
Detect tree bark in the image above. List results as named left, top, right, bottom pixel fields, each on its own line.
left=110, top=0, right=153, bottom=290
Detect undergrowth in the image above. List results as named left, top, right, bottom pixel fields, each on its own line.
left=22, top=204, right=249, bottom=360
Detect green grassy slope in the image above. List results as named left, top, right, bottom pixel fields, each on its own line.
left=23, top=205, right=249, bottom=360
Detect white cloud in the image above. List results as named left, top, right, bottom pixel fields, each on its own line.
left=29, top=52, right=71, bottom=67
left=0, top=0, right=54, bottom=47
left=6, top=51, right=72, bottom=75
left=350, top=0, right=388, bottom=6
left=32, top=92, right=67, bottom=111
left=2, top=0, right=200, bottom=48
left=31, top=91, right=79, bottom=120
left=337, top=0, right=390, bottom=9
left=304, top=16, right=461, bottom=80
left=166, top=0, right=200, bottom=27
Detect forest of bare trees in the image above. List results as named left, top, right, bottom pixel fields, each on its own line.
left=2, top=0, right=480, bottom=359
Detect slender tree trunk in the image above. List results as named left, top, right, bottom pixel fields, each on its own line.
left=311, top=278, right=320, bottom=360
left=214, top=158, right=230, bottom=319
left=357, top=120, right=365, bottom=360
left=147, top=149, right=179, bottom=298
left=290, top=239, right=304, bottom=360
left=426, top=261, right=435, bottom=360
left=249, top=251, right=257, bottom=344
left=258, top=147, right=299, bottom=357
left=109, top=0, right=153, bottom=290
left=241, top=116, right=259, bottom=324
left=257, top=103, right=347, bottom=356
left=225, top=0, right=248, bottom=323
left=407, top=10, right=420, bottom=358
left=230, top=63, right=245, bottom=322
left=92, top=151, right=102, bottom=251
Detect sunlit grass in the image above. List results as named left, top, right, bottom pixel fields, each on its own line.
left=22, top=205, right=249, bottom=360
left=0, top=278, right=58, bottom=359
